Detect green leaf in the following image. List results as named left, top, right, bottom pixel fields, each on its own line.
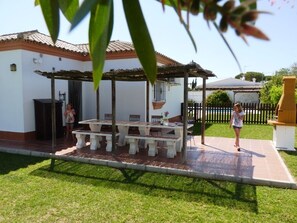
left=123, top=0, right=157, bottom=84
left=156, top=0, right=203, bottom=13
left=213, top=22, right=242, bottom=74
left=58, top=0, right=79, bottom=22
left=240, top=0, right=257, bottom=10
left=89, top=0, right=112, bottom=90
left=107, top=1, right=114, bottom=45
left=156, top=0, right=180, bottom=8
left=89, top=0, right=113, bottom=52
left=39, top=0, right=60, bottom=43
left=167, top=0, right=197, bottom=52
left=71, top=0, right=99, bottom=31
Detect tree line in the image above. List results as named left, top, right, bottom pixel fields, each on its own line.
left=191, top=62, right=297, bottom=105
left=260, top=63, right=297, bottom=104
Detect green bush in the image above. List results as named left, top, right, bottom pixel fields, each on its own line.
left=270, top=86, right=282, bottom=104
left=206, top=90, right=232, bottom=106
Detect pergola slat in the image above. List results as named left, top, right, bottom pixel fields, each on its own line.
left=35, top=62, right=216, bottom=82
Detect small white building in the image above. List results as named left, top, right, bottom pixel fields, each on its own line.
left=0, top=30, right=186, bottom=141
left=189, top=77, right=263, bottom=103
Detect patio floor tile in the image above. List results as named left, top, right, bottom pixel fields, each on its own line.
left=0, top=136, right=296, bottom=189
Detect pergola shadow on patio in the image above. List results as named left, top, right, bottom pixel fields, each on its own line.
left=0, top=136, right=296, bottom=189
left=35, top=62, right=215, bottom=162
left=31, top=62, right=297, bottom=189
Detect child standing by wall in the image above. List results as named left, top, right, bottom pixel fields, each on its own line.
left=230, top=103, right=245, bottom=151
left=64, top=103, right=76, bottom=140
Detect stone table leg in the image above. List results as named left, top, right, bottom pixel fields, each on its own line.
left=147, top=139, right=157, bottom=156
left=175, top=129, right=183, bottom=152
left=90, top=134, right=100, bottom=150
left=138, top=126, right=150, bottom=148
left=106, top=135, right=113, bottom=152
left=118, top=126, right=129, bottom=146
left=75, top=134, right=86, bottom=149
left=127, top=138, right=139, bottom=155
left=166, top=141, right=176, bottom=158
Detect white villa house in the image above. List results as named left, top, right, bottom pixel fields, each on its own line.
left=0, top=30, right=211, bottom=141
left=189, top=77, right=263, bottom=103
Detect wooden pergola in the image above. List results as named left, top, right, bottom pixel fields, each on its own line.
left=35, top=61, right=216, bottom=165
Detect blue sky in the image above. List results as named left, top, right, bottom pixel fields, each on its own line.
left=1, top=0, right=297, bottom=83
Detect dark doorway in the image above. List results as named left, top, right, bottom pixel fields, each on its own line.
left=68, top=80, right=82, bottom=127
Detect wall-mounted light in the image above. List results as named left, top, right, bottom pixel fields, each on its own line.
left=33, top=53, right=43, bottom=64
left=33, top=58, right=42, bottom=64
left=59, top=91, right=66, bottom=102
left=10, top=63, right=17, bottom=72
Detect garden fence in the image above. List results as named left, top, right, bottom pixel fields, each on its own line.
left=181, top=103, right=277, bottom=124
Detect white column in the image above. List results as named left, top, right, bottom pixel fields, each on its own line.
left=273, top=125, right=295, bottom=151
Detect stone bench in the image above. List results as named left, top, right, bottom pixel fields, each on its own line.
left=125, top=134, right=182, bottom=158
left=72, top=130, right=119, bottom=152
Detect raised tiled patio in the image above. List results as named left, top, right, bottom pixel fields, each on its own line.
left=0, top=136, right=296, bottom=189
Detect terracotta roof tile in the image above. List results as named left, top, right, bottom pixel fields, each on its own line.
left=76, top=41, right=135, bottom=53
left=107, top=41, right=134, bottom=52
left=76, top=43, right=89, bottom=52
left=0, top=30, right=83, bottom=53
left=0, top=30, right=179, bottom=64
left=0, top=30, right=136, bottom=54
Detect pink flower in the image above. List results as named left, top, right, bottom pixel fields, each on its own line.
left=164, top=111, right=169, bottom=117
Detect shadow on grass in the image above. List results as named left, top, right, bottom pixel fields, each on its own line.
left=0, top=152, right=46, bottom=175
left=282, top=150, right=297, bottom=156
left=192, top=123, right=213, bottom=135
left=31, top=160, right=258, bottom=213
left=279, top=150, right=297, bottom=177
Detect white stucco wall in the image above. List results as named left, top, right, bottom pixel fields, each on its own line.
left=188, top=90, right=259, bottom=103
left=149, top=78, right=184, bottom=120
left=188, top=91, right=212, bottom=103
left=1, top=49, right=184, bottom=134
left=188, top=91, right=203, bottom=103
left=0, top=50, right=24, bottom=132
left=81, top=58, right=147, bottom=121
left=0, top=49, right=84, bottom=133
left=234, top=92, right=259, bottom=103
left=68, top=59, right=146, bottom=122
left=81, top=58, right=184, bottom=121
left=28, top=52, right=83, bottom=131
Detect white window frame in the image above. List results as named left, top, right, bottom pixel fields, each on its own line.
left=153, top=81, right=166, bottom=102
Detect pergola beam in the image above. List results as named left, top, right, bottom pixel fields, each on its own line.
left=35, top=62, right=216, bottom=82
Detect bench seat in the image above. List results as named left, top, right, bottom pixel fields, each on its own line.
left=72, top=130, right=119, bottom=151
left=125, top=134, right=181, bottom=158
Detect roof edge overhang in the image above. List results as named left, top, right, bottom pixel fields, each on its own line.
left=35, top=62, right=216, bottom=82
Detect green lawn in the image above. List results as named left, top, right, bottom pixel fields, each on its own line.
left=193, top=123, right=273, bottom=139
left=0, top=124, right=296, bottom=222
left=194, top=123, right=297, bottom=147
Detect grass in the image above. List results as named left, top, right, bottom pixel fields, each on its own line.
left=194, top=123, right=273, bottom=140
left=193, top=123, right=297, bottom=147
left=0, top=124, right=297, bottom=222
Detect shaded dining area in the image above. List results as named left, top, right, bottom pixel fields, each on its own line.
left=73, top=119, right=193, bottom=158
left=35, top=62, right=216, bottom=162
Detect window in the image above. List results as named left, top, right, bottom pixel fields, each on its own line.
left=167, top=78, right=175, bottom=83
left=153, top=81, right=166, bottom=101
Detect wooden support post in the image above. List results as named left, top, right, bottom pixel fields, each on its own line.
left=201, top=77, right=206, bottom=144
left=111, top=78, right=116, bottom=151
left=182, top=72, right=188, bottom=162
left=96, top=87, right=100, bottom=120
left=50, top=67, right=56, bottom=170
left=146, top=81, right=150, bottom=122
